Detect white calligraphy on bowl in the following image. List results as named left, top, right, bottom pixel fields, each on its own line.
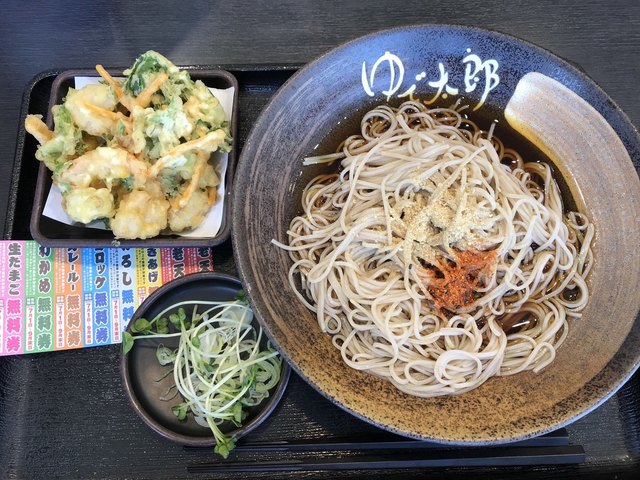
left=361, top=49, right=500, bottom=110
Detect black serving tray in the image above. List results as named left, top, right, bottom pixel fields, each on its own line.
left=28, top=67, right=239, bottom=248
left=1, top=67, right=639, bottom=480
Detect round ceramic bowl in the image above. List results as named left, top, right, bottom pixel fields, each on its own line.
left=232, top=25, right=640, bottom=444
left=120, top=272, right=291, bottom=446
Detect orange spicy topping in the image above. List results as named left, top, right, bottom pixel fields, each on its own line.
left=420, top=249, right=497, bottom=312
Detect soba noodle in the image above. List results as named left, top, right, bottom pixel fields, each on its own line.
left=273, top=101, right=594, bottom=397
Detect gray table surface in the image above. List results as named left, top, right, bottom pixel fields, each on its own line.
left=0, top=0, right=639, bottom=478
left=0, top=0, right=638, bottom=228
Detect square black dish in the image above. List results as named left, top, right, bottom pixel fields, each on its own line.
left=29, top=67, right=239, bottom=248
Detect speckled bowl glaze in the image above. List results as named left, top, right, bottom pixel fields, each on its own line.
left=232, top=25, right=640, bottom=444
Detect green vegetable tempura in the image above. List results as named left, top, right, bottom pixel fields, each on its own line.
left=24, top=50, right=232, bottom=239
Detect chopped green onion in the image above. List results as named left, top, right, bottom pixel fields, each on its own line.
left=302, top=152, right=346, bottom=166
left=156, top=344, right=176, bottom=366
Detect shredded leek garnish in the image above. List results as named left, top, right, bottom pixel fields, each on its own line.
left=302, top=152, right=346, bottom=166
left=123, top=293, right=282, bottom=458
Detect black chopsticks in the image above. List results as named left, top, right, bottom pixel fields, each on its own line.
left=185, top=427, right=569, bottom=453
left=187, top=446, right=585, bottom=473
left=186, top=428, right=585, bottom=473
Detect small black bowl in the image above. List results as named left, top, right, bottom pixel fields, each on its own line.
left=120, top=272, right=290, bottom=447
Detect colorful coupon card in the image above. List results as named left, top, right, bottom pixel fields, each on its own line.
left=0, top=241, right=214, bottom=356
